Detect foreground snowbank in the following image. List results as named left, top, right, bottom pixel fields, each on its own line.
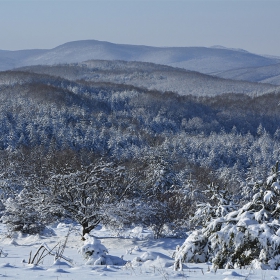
left=0, top=223, right=280, bottom=279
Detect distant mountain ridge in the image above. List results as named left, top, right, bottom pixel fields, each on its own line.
left=1, top=39, right=279, bottom=74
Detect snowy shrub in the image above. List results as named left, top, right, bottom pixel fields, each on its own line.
left=79, top=235, right=108, bottom=265
left=173, top=230, right=209, bottom=270
left=1, top=190, right=47, bottom=235
left=132, top=250, right=174, bottom=269
left=102, top=199, right=155, bottom=233
left=174, top=162, right=280, bottom=270
left=79, top=234, right=126, bottom=266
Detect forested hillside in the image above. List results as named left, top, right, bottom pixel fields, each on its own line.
left=1, top=61, right=280, bottom=237
left=18, top=61, right=278, bottom=96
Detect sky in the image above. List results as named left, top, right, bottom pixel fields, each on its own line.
left=1, top=0, right=280, bottom=56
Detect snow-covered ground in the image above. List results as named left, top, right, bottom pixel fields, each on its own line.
left=0, top=222, right=279, bottom=280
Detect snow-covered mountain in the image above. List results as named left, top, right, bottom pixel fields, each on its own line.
left=18, top=60, right=279, bottom=97
left=1, top=40, right=279, bottom=74
left=214, top=63, right=280, bottom=85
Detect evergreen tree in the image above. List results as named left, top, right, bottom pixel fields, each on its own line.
left=174, top=162, right=280, bottom=270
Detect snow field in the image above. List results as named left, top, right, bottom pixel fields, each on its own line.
left=0, top=222, right=280, bottom=279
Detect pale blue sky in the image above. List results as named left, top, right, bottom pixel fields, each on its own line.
left=1, top=0, right=280, bottom=56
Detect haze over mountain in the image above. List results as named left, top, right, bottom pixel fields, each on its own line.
left=1, top=40, right=280, bottom=75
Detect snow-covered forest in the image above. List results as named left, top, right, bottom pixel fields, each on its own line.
left=1, top=58, right=280, bottom=279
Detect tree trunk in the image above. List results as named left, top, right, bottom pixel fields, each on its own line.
left=82, top=221, right=98, bottom=239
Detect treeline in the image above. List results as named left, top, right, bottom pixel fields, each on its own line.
left=0, top=71, right=279, bottom=175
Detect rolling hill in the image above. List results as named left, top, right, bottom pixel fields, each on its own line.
left=17, top=60, right=279, bottom=97
left=1, top=40, right=280, bottom=74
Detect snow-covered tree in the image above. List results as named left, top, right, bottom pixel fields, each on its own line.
left=192, top=183, right=239, bottom=226
left=174, top=162, right=280, bottom=270
left=48, top=161, right=131, bottom=237
left=1, top=187, right=52, bottom=234
left=208, top=162, right=280, bottom=269
left=174, top=183, right=238, bottom=269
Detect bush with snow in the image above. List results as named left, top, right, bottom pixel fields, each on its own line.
left=174, top=162, right=280, bottom=270
left=173, top=229, right=209, bottom=270
left=1, top=189, right=48, bottom=235
left=132, top=250, right=174, bottom=269
left=79, top=234, right=126, bottom=266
